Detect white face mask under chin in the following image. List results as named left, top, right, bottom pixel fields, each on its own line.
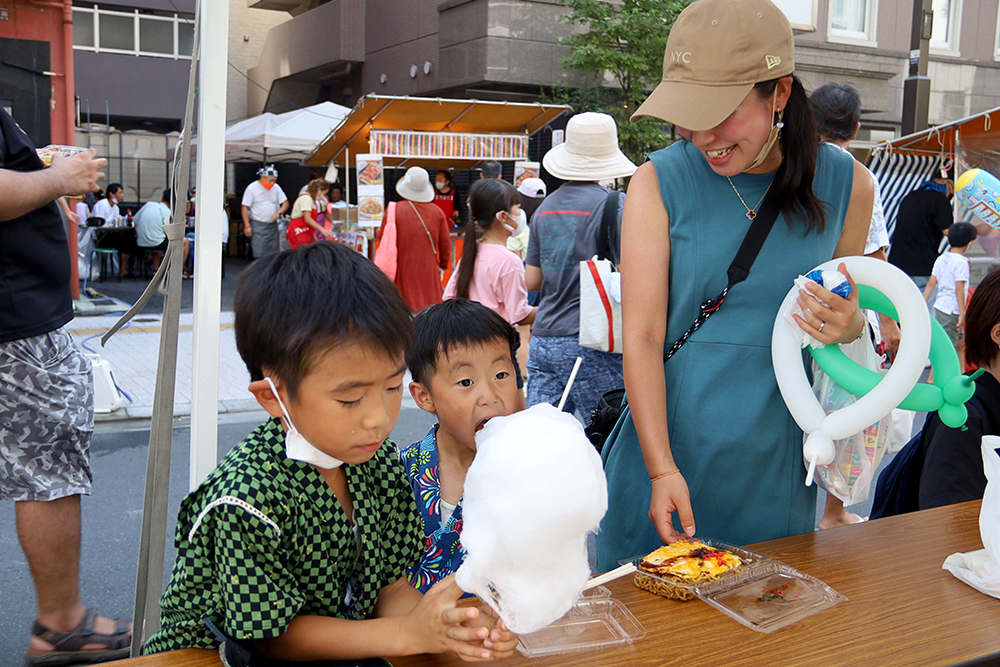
left=499, top=209, right=528, bottom=237
left=264, top=377, right=344, bottom=469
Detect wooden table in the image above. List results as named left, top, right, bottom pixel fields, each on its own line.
left=107, top=501, right=999, bottom=667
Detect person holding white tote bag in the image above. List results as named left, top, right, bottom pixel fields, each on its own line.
left=524, top=113, right=636, bottom=420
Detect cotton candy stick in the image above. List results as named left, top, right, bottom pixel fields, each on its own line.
left=557, top=357, right=583, bottom=412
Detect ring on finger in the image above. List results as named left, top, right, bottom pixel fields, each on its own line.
left=818, top=321, right=826, bottom=333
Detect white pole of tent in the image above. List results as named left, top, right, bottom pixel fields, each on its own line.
left=189, top=0, right=229, bottom=489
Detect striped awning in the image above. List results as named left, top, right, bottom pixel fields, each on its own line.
left=867, top=151, right=943, bottom=240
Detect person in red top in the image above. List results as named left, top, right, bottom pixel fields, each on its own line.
left=379, top=167, right=452, bottom=312
left=432, top=170, right=461, bottom=227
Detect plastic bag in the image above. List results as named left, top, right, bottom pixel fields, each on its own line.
left=943, top=437, right=1000, bottom=599
left=784, top=270, right=852, bottom=349
left=810, top=335, right=892, bottom=505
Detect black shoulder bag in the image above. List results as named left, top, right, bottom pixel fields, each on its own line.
left=584, top=186, right=781, bottom=451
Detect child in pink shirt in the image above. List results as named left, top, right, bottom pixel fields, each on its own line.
left=443, top=179, right=536, bottom=327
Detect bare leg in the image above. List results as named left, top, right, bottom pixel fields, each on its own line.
left=16, top=496, right=129, bottom=654
left=119, top=253, right=130, bottom=277
left=819, top=493, right=862, bottom=530
left=151, top=251, right=163, bottom=271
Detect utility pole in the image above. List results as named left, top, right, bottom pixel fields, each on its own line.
left=901, top=0, right=933, bottom=135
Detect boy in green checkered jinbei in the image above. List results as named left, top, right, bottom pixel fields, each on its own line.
left=143, top=242, right=516, bottom=661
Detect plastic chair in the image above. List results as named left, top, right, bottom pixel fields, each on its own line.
left=91, top=247, right=121, bottom=282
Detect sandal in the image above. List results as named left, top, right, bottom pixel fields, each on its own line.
left=27, top=609, right=131, bottom=666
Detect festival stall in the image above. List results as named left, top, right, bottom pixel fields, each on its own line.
left=867, top=105, right=1000, bottom=255
left=304, top=95, right=570, bottom=272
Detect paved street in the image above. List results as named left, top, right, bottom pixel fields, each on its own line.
left=0, top=409, right=437, bottom=665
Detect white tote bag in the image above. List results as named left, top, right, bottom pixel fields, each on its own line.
left=579, top=257, right=623, bottom=354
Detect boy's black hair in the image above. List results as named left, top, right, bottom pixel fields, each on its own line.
left=409, top=299, right=517, bottom=386
left=948, top=222, right=978, bottom=248
left=234, top=242, right=413, bottom=401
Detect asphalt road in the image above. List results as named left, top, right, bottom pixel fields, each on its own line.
left=0, top=407, right=437, bottom=665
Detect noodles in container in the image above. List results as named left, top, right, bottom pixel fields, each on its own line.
left=36, top=145, right=88, bottom=167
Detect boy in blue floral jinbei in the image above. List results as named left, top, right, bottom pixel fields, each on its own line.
left=404, top=299, right=523, bottom=591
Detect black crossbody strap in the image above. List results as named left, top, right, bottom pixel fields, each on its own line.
left=663, top=183, right=780, bottom=362
left=597, top=189, right=619, bottom=263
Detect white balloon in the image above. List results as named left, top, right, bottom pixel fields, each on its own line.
left=771, top=257, right=932, bottom=485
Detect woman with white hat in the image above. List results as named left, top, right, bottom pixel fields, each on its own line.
left=596, top=0, right=874, bottom=570
left=378, top=166, right=452, bottom=312
left=524, top=112, right=636, bottom=419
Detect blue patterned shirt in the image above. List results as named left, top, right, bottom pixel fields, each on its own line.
left=400, top=426, right=467, bottom=593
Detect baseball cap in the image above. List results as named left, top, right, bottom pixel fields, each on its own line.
left=631, top=0, right=795, bottom=131
left=517, top=177, right=547, bottom=198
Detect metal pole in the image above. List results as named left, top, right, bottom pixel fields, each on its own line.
left=901, top=0, right=932, bottom=135
left=189, top=0, right=228, bottom=489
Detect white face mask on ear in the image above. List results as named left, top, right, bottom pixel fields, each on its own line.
left=746, top=92, right=785, bottom=171
left=264, top=377, right=344, bottom=469
left=499, top=209, right=527, bottom=237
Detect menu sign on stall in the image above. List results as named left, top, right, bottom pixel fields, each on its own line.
left=515, top=161, right=540, bottom=189
left=356, top=153, right=385, bottom=228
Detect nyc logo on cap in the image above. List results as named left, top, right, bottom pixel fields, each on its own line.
left=765, top=55, right=781, bottom=70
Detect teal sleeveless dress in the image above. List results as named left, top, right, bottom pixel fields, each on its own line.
left=596, top=141, right=855, bottom=571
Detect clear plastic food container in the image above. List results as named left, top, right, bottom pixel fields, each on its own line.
left=35, top=145, right=89, bottom=167
left=623, top=538, right=773, bottom=599
left=696, top=561, right=847, bottom=633
left=516, top=597, right=645, bottom=657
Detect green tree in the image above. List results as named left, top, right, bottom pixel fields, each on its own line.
left=555, top=0, right=689, bottom=163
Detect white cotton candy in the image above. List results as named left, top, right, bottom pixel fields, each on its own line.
left=454, top=403, right=608, bottom=634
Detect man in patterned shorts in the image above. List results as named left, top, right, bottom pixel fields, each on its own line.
left=0, top=108, right=132, bottom=664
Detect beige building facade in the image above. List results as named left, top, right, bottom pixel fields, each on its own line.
left=794, top=0, right=1000, bottom=150
left=241, top=0, right=1000, bottom=143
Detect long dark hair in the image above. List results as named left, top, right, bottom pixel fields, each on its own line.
left=456, top=178, right=520, bottom=299
left=755, top=76, right=826, bottom=234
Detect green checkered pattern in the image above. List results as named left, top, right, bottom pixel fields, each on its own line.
left=143, top=418, right=422, bottom=654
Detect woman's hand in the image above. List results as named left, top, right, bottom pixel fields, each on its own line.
left=793, top=263, right=865, bottom=345
left=649, top=471, right=696, bottom=544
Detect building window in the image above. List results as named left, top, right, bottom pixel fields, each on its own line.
left=828, top=0, right=878, bottom=47
left=72, top=4, right=193, bottom=60
left=72, top=8, right=95, bottom=47
left=995, top=4, right=1000, bottom=60
left=930, top=0, right=961, bottom=55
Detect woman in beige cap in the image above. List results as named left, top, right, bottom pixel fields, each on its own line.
left=378, top=166, right=452, bottom=312
left=597, top=0, right=874, bottom=569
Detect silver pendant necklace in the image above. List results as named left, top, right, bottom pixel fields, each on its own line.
left=727, top=177, right=771, bottom=221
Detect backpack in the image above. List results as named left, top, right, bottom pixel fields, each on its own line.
left=870, top=393, right=996, bottom=520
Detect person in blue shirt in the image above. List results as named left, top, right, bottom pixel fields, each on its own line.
left=403, top=299, right=522, bottom=592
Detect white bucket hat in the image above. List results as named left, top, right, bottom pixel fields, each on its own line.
left=395, top=166, right=435, bottom=203
left=542, top=113, right=637, bottom=182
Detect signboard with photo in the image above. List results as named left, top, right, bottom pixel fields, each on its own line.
left=514, top=161, right=540, bottom=189
left=356, top=153, right=385, bottom=228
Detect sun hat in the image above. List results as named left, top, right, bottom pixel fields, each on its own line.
left=542, top=113, right=637, bottom=182
left=517, top=177, right=547, bottom=198
left=395, top=166, right=435, bottom=203
left=631, top=0, right=795, bottom=131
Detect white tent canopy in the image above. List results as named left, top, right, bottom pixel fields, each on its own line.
left=192, top=101, right=351, bottom=162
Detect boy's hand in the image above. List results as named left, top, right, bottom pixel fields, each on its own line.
left=462, top=605, right=518, bottom=659
left=404, top=575, right=495, bottom=661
